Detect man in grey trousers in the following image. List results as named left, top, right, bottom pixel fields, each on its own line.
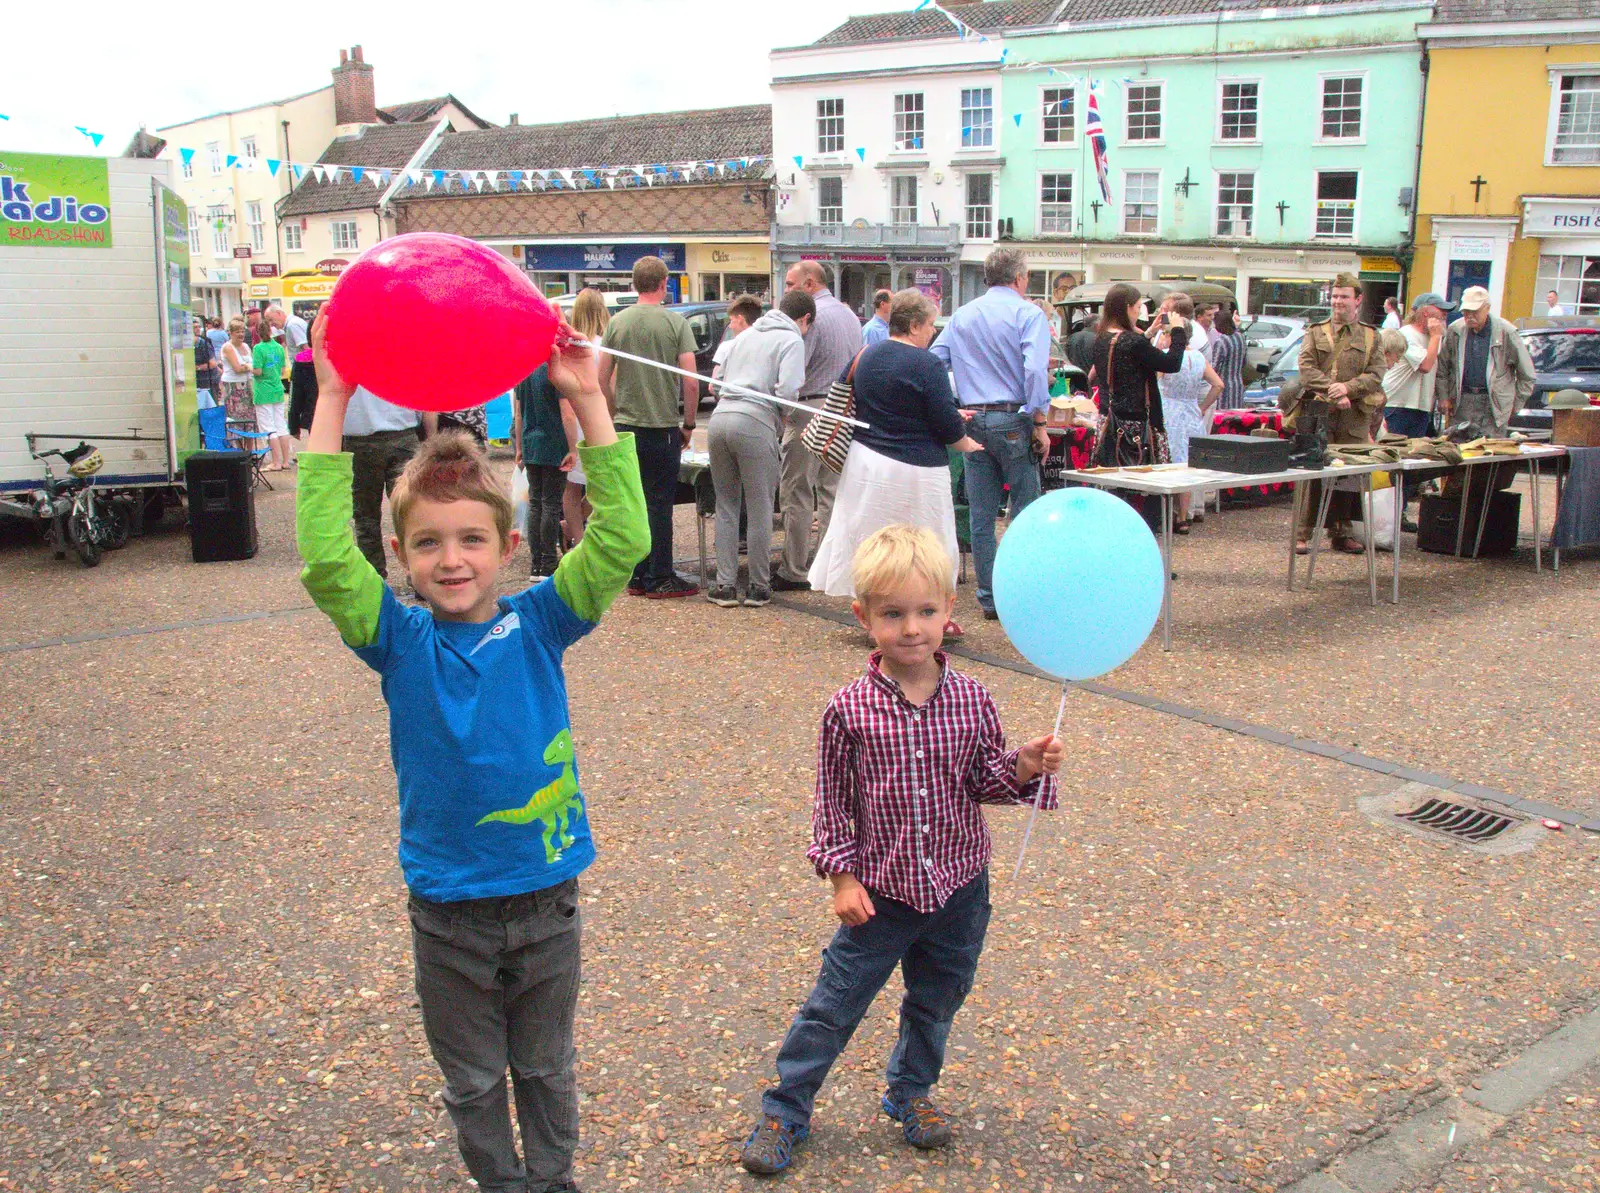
left=773, top=260, right=863, bottom=590
left=706, top=289, right=814, bottom=607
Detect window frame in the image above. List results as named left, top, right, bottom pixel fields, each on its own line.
left=1214, top=170, right=1257, bottom=239
left=241, top=135, right=259, bottom=161
left=1037, top=170, right=1076, bottom=238
left=960, top=87, right=994, bottom=149
left=1316, top=72, right=1366, bottom=144
left=209, top=207, right=232, bottom=256
left=330, top=219, right=360, bottom=253
left=816, top=97, right=845, bottom=155
left=283, top=222, right=303, bottom=252
left=206, top=141, right=223, bottom=174
left=186, top=208, right=201, bottom=254
left=1121, top=168, right=1161, bottom=236
left=246, top=200, right=265, bottom=252
left=1038, top=85, right=1077, bottom=148
left=1215, top=77, right=1262, bottom=145
left=1124, top=80, right=1165, bottom=145
left=1312, top=169, right=1360, bottom=242
left=817, top=175, right=844, bottom=226
left=890, top=174, right=919, bottom=226
left=1545, top=64, right=1600, bottom=166
left=964, top=172, right=994, bottom=241
left=180, top=154, right=194, bottom=180
left=892, top=92, right=926, bottom=152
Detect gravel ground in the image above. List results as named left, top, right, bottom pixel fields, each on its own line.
left=1, top=467, right=1596, bottom=1193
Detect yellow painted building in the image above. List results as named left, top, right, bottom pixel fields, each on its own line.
left=1412, top=2, right=1600, bottom=319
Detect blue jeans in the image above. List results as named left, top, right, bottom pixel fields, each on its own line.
left=762, top=871, right=991, bottom=1127
left=963, top=410, right=1042, bottom=612
left=1384, top=407, right=1432, bottom=438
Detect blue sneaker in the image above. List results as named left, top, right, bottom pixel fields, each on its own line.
left=740, top=1115, right=810, bottom=1176
left=881, top=1092, right=954, bottom=1149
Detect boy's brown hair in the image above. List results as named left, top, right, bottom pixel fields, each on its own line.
left=1165, top=291, right=1196, bottom=319
left=631, top=255, right=668, bottom=294
left=726, top=293, right=763, bottom=326
left=391, top=430, right=514, bottom=546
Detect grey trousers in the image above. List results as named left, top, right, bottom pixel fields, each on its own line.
left=709, top=411, right=781, bottom=590
left=343, top=428, right=420, bottom=577
left=410, top=878, right=582, bottom=1193
left=778, top=399, right=840, bottom=583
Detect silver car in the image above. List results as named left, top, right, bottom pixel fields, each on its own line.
left=1240, top=315, right=1307, bottom=377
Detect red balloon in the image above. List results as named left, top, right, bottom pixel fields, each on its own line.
left=322, top=232, right=558, bottom=413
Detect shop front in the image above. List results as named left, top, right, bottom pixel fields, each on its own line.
left=1427, top=216, right=1520, bottom=314
left=775, top=249, right=959, bottom=318
left=513, top=241, right=689, bottom=302
left=1523, top=196, right=1600, bottom=318
left=193, top=265, right=242, bottom=322
left=686, top=242, right=772, bottom=303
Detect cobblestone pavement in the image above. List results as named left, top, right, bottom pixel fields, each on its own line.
left=1, top=468, right=1595, bottom=1193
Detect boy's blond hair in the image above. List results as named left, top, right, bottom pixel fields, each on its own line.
left=851, top=525, right=955, bottom=605
left=1379, top=328, right=1408, bottom=360
left=391, top=430, right=514, bottom=546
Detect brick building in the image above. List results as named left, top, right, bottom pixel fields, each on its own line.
left=390, top=104, right=774, bottom=302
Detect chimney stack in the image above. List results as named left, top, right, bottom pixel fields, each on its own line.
left=332, top=44, right=376, bottom=126
left=509, top=113, right=519, bottom=126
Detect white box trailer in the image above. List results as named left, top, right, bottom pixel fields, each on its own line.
left=0, top=151, right=198, bottom=507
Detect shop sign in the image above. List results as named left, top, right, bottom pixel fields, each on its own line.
left=250, top=262, right=279, bottom=278
left=1027, top=246, right=1085, bottom=262
left=247, top=283, right=271, bottom=298
left=897, top=255, right=951, bottom=265
left=0, top=151, right=113, bottom=248
left=1359, top=256, right=1401, bottom=275
left=840, top=252, right=888, bottom=262
left=316, top=257, right=349, bottom=275
left=522, top=242, right=684, bottom=272
left=1242, top=253, right=1299, bottom=268
left=1522, top=198, right=1600, bottom=236
left=1305, top=254, right=1354, bottom=270
left=206, top=267, right=241, bottom=284
left=283, top=275, right=338, bottom=299
left=913, top=267, right=945, bottom=304
left=1096, top=250, right=1140, bottom=263
left=709, top=245, right=766, bottom=269
left=232, top=245, right=252, bottom=259
left=1449, top=237, right=1495, bottom=260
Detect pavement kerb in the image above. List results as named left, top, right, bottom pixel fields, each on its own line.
left=1277, top=1001, right=1600, bottom=1193
left=767, top=595, right=1598, bottom=829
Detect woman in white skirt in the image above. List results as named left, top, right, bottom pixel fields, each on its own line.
left=808, top=289, right=981, bottom=634
left=1157, top=346, right=1223, bottom=531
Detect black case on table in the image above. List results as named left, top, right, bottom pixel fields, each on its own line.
left=1188, top=434, right=1293, bottom=474
left=184, top=451, right=258, bottom=563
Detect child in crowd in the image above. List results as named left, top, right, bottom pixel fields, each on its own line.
left=741, top=525, right=1064, bottom=1176
left=296, top=315, right=648, bottom=1193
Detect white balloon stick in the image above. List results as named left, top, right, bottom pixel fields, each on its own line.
left=1011, top=682, right=1068, bottom=881
left=574, top=341, right=870, bottom=430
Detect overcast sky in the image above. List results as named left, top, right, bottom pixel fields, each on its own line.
left=5, top=0, right=906, bottom=157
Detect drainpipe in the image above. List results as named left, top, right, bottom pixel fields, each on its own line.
left=1404, top=44, right=1430, bottom=303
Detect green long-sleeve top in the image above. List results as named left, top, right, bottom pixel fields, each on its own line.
left=295, top=435, right=649, bottom=901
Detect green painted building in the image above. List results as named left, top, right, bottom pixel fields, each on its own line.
left=991, top=0, right=1431, bottom=319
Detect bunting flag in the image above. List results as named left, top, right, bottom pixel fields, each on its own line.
left=350, top=166, right=365, bottom=184
left=1086, top=86, right=1112, bottom=203
left=266, top=158, right=281, bottom=176
left=180, top=147, right=196, bottom=169
left=855, top=146, right=866, bottom=161
left=74, top=126, right=105, bottom=148
left=225, top=154, right=239, bottom=169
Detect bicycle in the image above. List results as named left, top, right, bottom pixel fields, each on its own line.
left=24, top=442, right=125, bottom=567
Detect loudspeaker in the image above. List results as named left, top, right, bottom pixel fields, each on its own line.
left=1416, top=491, right=1520, bottom=558
left=185, top=451, right=258, bottom=562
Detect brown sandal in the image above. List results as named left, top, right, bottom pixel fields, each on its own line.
left=1332, top=537, right=1365, bottom=554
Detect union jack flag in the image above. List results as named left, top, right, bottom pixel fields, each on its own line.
left=1086, top=86, right=1111, bottom=203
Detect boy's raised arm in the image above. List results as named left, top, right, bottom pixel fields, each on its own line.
left=296, top=314, right=383, bottom=648
left=548, top=335, right=649, bottom=623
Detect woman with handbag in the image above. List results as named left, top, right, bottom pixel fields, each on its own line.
left=806, top=290, right=981, bottom=630
left=1088, top=283, right=1190, bottom=533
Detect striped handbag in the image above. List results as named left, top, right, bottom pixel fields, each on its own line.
left=800, top=350, right=865, bottom=474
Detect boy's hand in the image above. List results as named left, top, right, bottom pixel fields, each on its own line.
left=548, top=322, right=601, bottom=400
left=310, top=312, right=354, bottom=406
left=1016, top=733, right=1064, bottom=784
left=830, top=873, right=875, bottom=926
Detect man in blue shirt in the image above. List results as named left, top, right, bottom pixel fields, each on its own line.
left=862, top=290, right=892, bottom=347
left=930, top=248, right=1051, bottom=620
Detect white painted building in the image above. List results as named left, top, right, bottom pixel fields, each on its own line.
left=770, top=8, right=1024, bottom=316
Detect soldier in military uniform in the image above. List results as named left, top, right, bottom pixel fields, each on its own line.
left=1287, top=273, right=1387, bottom=553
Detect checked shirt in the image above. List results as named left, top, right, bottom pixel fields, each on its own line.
left=808, top=652, right=1057, bottom=913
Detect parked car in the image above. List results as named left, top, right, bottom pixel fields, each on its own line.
left=1242, top=332, right=1302, bottom=408
left=663, top=300, right=772, bottom=404
left=1508, top=321, right=1600, bottom=435
left=1240, top=315, right=1306, bottom=377
left=552, top=290, right=638, bottom=316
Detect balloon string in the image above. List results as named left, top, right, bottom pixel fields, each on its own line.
left=1011, top=682, right=1069, bottom=882
left=577, top=342, right=870, bottom=430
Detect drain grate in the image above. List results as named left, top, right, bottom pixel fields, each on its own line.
left=1396, top=798, right=1521, bottom=842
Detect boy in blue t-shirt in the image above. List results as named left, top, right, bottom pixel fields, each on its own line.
left=297, top=315, right=648, bottom=1193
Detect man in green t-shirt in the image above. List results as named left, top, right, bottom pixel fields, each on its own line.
left=598, top=256, right=700, bottom=598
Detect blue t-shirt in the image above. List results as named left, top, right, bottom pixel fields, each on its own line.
left=353, top=581, right=597, bottom=902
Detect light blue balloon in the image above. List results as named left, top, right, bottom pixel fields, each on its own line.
left=992, top=488, right=1163, bottom=679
